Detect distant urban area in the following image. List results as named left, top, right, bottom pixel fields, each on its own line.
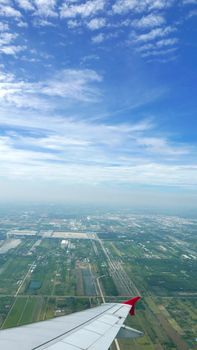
left=0, top=206, right=196, bottom=350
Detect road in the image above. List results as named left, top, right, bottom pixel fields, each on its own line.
left=96, top=275, right=105, bottom=303
left=15, top=260, right=36, bottom=297
left=97, top=236, right=141, bottom=296
left=1, top=260, right=36, bottom=329
left=96, top=275, right=121, bottom=350
left=94, top=236, right=143, bottom=350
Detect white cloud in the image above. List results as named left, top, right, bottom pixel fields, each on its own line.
left=60, top=0, right=105, bottom=18
left=0, top=22, right=9, bottom=31
left=32, top=18, right=56, bottom=26
left=0, top=29, right=26, bottom=55
left=0, top=70, right=14, bottom=82
left=0, top=5, right=22, bottom=17
left=0, top=0, right=195, bottom=194
left=0, top=112, right=185, bottom=161
left=113, top=0, right=145, bottom=14
left=136, top=38, right=178, bottom=52
left=157, top=38, right=178, bottom=47
left=38, top=69, right=102, bottom=100
left=148, top=0, right=174, bottom=10
left=0, top=44, right=26, bottom=55
left=0, top=115, right=195, bottom=189
left=134, top=26, right=176, bottom=42
left=92, top=33, right=104, bottom=43
left=187, top=9, right=197, bottom=17
left=0, top=0, right=190, bottom=63
left=0, top=30, right=26, bottom=55
left=132, top=14, right=165, bottom=29
left=147, top=56, right=177, bottom=63
left=142, top=47, right=177, bottom=57
left=113, top=0, right=173, bottom=14
left=0, top=32, right=17, bottom=45
left=81, top=54, right=100, bottom=63
left=16, top=0, right=34, bottom=11
left=6, top=0, right=57, bottom=17
left=0, top=63, right=195, bottom=189
left=0, top=68, right=102, bottom=109
left=33, top=0, right=57, bottom=17
left=136, top=136, right=188, bottom=155
left=67, top=19, right=81, bottom=28
left=87, top=17, right=106, bottom=30
left=16, top=20, right=28, bottom=27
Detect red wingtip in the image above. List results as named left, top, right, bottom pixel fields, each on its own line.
left=122, top=296, right=141, bottom=316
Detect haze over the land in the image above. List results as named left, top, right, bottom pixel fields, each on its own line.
left=0, top=0, right=197, bottom=210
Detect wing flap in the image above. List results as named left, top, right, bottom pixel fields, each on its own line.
left=89, top=325, right=121, bottom=350
left=41, top=304, right=130, bottom=350
left=62, top=328, right=100, bottom=349
left=85, top=319, right=112, bottom=334
left=117, top=325, right=143, bottom=339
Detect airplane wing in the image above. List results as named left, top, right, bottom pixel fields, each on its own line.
left=0, top=296, right=142, bottom=350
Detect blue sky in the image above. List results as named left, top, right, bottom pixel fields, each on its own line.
left=0, top=0, right=197, bottom=208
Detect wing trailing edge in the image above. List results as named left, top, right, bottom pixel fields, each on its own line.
left=117, top=325, right=143, bottom=339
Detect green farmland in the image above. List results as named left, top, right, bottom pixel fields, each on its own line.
left=0, top=211, right=196, bottom=350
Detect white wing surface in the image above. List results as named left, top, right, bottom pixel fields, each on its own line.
left=0, top=297, right=142, bottom=350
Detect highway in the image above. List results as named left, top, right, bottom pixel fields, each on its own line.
left=96, top=235, right=141, bottom=296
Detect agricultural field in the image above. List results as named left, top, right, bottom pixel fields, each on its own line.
left=0, top=208, right=196, bottom=349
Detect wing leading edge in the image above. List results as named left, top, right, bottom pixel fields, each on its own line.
left=0, top=297, right=142, bottom=350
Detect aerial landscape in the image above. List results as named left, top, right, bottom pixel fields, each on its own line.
left=0, top=0, right=197, bottom=348
left=0, top=206, right=196, bottom=349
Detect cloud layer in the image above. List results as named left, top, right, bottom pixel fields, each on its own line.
left=0, top=0, right=196, bottom=60
left=0, top=67, right=196, bottom=188
left=0, top=0, right=196, bottom=203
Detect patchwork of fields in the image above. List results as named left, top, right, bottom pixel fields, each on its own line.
left=0, top=211, right=196, bottom=349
